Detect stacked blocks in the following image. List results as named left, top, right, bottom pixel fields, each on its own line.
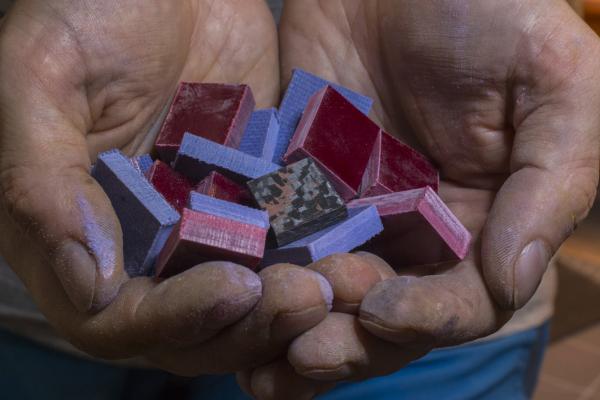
left=284, top=86, right=380, bottom=201
left=194, top=171, right=254, bottom=206
left=263, top=206, right=383, bottom=267
left=155, top=83, right=255, bottom=162
left=275, top=69, right=373, bottom=164
left=146, top=160, right=192, bottom=213
left=174, top=133, right=280, bottom=183
left=92, top=69, right=471, bottom=280
left=92, top=150, right=180, bottom=277
left=239, top=108, right=280, bottom=162
left=247, top=158, right=348, bottom=247
left=349, top=187, right=471, bottom=266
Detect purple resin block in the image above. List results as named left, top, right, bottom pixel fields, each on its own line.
left=188, top=192, right=269, bottom=229
left=174, top=133, right=280, bottom=183
left=130, top=154, right=153, bottom=175
left=92, top=150, right=180, bottom=277
left=274, top=69, right=374, bottom=164
left=262, top=206, right=382, bottom=267
left=348, top=187, right=471, bottom=266
left=239, top=108, right=280, bottom=162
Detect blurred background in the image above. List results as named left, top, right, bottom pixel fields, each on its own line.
left=534, top=3, right=600, bottom=400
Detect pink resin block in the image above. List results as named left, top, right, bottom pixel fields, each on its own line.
left=146, top=160, right=193, bottom=213
left=360, top=131, right=439, bottom=197
left=283, top=86, right=379, bottom=201
left=154, top=82, right=255, bottom=162
left=154, top=208, right=267, bottom=278
left=348, top=187, right=471, bottom=267
left=194, top=171, right=254, bottom=206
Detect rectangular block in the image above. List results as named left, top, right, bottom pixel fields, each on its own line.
left=274, top=69, right=373, bottom=164
left=154, top=208, right=267, bottom=278
left=360, top=131, right=439, bottom=197
left=247, top=158, right=347, bottom=247
left=92, top=150, right=180, bottom=277
left=130, top=154, right=153, bottom=175
left=188, top=192, right=269, bottom=229
left=262, top=206, right=383, bottom=267
left=194, top=171, right=254, bottom=206
left=284, top=86, right=380, bottom=201
left=154, top=82, right=255, bottom=162
left=348, top=187, right=471, bottom=266
left=239, top=108, right=280, bottom=162
left=146, top=160, right=192, bottom=213
left=174, top=133, right=280, bottom=183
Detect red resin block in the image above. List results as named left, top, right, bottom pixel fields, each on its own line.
left=155, top=208, right=267, bottom=278
left=348, top=187, right=471, bottom=267
left=154, top=82, right=255, bottom=162
left=360, top=131, right=439, bottom=197
left=194, top=171, right=254, bottom=206
left=146, top=160, right=193, bottom=213
left=283, top=86, right=379, bottom=201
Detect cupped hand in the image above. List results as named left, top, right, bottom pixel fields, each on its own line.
left=241, top=0, right=600, bottom=397
left=0, top=0, right=332, bottom=375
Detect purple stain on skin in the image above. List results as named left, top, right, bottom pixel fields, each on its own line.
left=77, top=195, right=116, bottom=279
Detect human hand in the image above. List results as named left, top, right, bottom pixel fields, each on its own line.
left=0, top=0, right=332, bottom=374
left=240, top=0, right=600, bottom=397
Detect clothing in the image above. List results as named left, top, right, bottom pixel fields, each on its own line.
left=0, top=321, right=550, bottom=400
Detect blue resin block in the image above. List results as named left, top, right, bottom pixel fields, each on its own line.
left=92, top=150, right=180, bottom=277
left=130, top=154, right=153, bottom=176
left=274, top=69, right=374, bottom=164
left=188, top=192, right=269, bottom=229
left=239, top=108, right=280, bottom=162
left=262, top=205, right=383, bottom=267
left=174, top=133, right=280, bottom=183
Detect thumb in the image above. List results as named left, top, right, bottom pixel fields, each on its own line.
left=482, top=31, right=600, bottom=310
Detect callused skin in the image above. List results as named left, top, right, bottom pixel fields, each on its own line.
left=241, top=1, right=600, bottom=398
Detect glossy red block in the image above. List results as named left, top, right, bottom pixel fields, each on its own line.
left=146, top=160, right=193, bottom=213
left=154, top=82, right=255, bottom=162
left=283, top=86, right=379, bottom=201
left=155, top=208, right=267, bottom=278
left=194, top=171, right=254, bottom=206
left=348, top=187, right=471, bottom=267
left=360, top=131, right=439, bottom=197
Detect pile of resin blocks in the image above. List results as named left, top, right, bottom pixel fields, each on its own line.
left=92, top=69, right=472, bottom=279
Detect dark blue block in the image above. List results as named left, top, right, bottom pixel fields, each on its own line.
left=130, top=154, right=153, bottom=176
left=92, top=150, right=180, bottom=277
left=274, top=69, right=374, bottom=164
left=174, top=133, right=280, bottom=182
left=239, top=108, right=280, bottom=162
left=188, top=192, right=269, bottom=229
left=262, top=205, right=383, bottom=267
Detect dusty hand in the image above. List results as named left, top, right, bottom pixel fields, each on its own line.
left=241, top=0, right=600, bottom=397
left=0, top=0, right=332, bottom=375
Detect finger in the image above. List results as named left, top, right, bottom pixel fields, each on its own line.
left=246, top=359, right=335, bottom=400
left=354, top=252, right=397, bottom=280
left=148, top=264, right=333, bottom=375
left=288, top=313, right=430, bottom=381
left=0, top=13, right=126, bottom=312
left=307, top=253, right=393, bottom=314
left=482, top=16, right=600, bottom=310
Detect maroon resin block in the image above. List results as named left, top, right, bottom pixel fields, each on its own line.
left=194, top=171, right=254, bottom=206
left=154, top=82, right=255, bottom=162
left=146, top=160, right=192, bottom=213
left=348, top=187, right=471, bottom=267
left=283, top=86, right=379, bottom=201
left=154, top=208, right=267, bottom=278
left=360, top=131, right=439, bottom=197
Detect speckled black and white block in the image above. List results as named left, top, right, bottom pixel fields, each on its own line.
left=247, top=158, right=347, bottom=246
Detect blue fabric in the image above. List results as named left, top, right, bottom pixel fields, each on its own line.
left=0, top=322, right=549, bottom=400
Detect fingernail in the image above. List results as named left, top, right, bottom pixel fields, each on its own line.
left=314, top=272, right=334, bottom=311
left=513, top=240, right=551, bottom=309
left=53, top=241, right=96, bottom=313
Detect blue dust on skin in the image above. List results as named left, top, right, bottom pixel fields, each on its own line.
left=77, top=195, right=116, bottom=279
